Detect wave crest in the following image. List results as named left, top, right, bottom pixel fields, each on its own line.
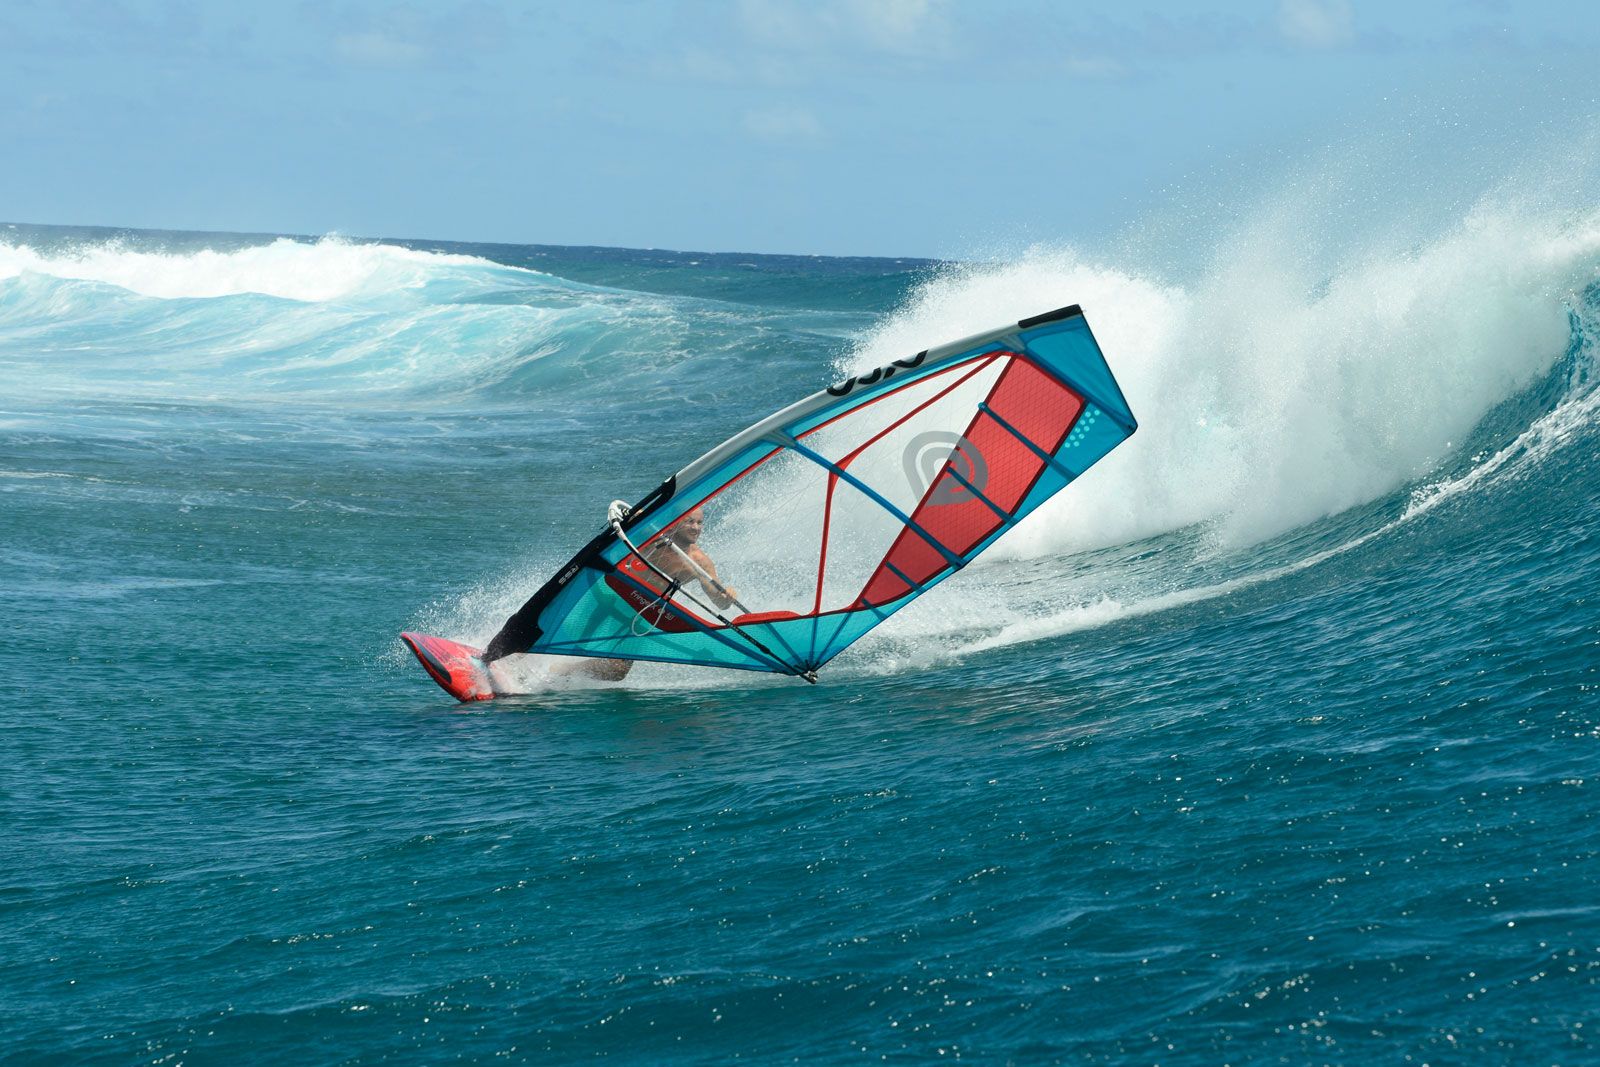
left=0, top=235, right=506, bottom=303
left=847, top=200, right=1600, bottom=551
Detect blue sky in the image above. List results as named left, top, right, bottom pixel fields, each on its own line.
left=2, top=1, right=1593, bottom=256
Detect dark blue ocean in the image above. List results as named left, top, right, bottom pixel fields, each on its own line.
left=2, top=215, right=1597, bottom=1064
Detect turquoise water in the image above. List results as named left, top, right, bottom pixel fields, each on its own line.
left=3, top=217, right=1598, bottom=1063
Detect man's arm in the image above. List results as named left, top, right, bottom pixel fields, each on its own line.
left=689, top=547, right=739, bottom=609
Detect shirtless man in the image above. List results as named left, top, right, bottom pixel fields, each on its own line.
left=576, top=506, right=738, bottom=681
left=642, top=507, right=739, bottom=608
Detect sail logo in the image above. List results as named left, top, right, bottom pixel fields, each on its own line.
left=826, top=350, right=928, bottom=397
left=903, top=431, right=989, bottom=506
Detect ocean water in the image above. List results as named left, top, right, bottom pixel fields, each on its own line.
left=2, top=206, right=1598, bottom=1064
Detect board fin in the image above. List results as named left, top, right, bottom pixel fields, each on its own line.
left=400, top=632, right=497, bottom=702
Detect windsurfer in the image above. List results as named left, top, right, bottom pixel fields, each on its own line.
left=570, top=506, right=737, bottom=681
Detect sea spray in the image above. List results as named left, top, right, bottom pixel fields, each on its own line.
left=852, top=202, right=1600, bottom=554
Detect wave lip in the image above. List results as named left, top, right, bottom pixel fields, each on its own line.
left=0, top=235, right=525, bottom=303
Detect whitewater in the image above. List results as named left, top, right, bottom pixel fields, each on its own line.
left=2, top=190, right=1598, bottom=1062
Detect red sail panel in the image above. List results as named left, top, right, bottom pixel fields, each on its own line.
left=857, top=356, right=1083, bottom=605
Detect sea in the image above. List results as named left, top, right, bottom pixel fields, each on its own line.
left=2, top=208, right=1597, bottom=1063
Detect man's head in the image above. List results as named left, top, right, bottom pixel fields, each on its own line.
left=671, top=507, right=706, bottom=547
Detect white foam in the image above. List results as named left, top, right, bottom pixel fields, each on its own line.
left=845, top=201, right=1600, bottom=554
left=0, top=235, right=504, bottom=302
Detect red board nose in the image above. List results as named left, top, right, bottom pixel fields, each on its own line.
left=400, top=632, right=496, bottom=701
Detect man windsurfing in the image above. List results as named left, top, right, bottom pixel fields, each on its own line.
left=559, top=506, right=738, bottom=681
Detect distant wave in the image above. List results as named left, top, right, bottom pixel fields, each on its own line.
left=0, top=235, right=850, bottom=406
left=0, top=235, right=506, bottom=302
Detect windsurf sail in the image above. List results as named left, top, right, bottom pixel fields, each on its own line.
left=483, top=305, right=1136, bottom=680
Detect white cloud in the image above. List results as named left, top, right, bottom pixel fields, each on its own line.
left=335, top=30, right=426, bottom=66
left=1063, top=54, right=1127, bottom=79
left=737, top=0, right=952, bottom=58
left=1276, top=0, right=1355, bottom=48
left=850, top=0, right=946, bottom=52
left=647, top=45, right=807, bottom=88
left=742, top=104, right=825, bottom=144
